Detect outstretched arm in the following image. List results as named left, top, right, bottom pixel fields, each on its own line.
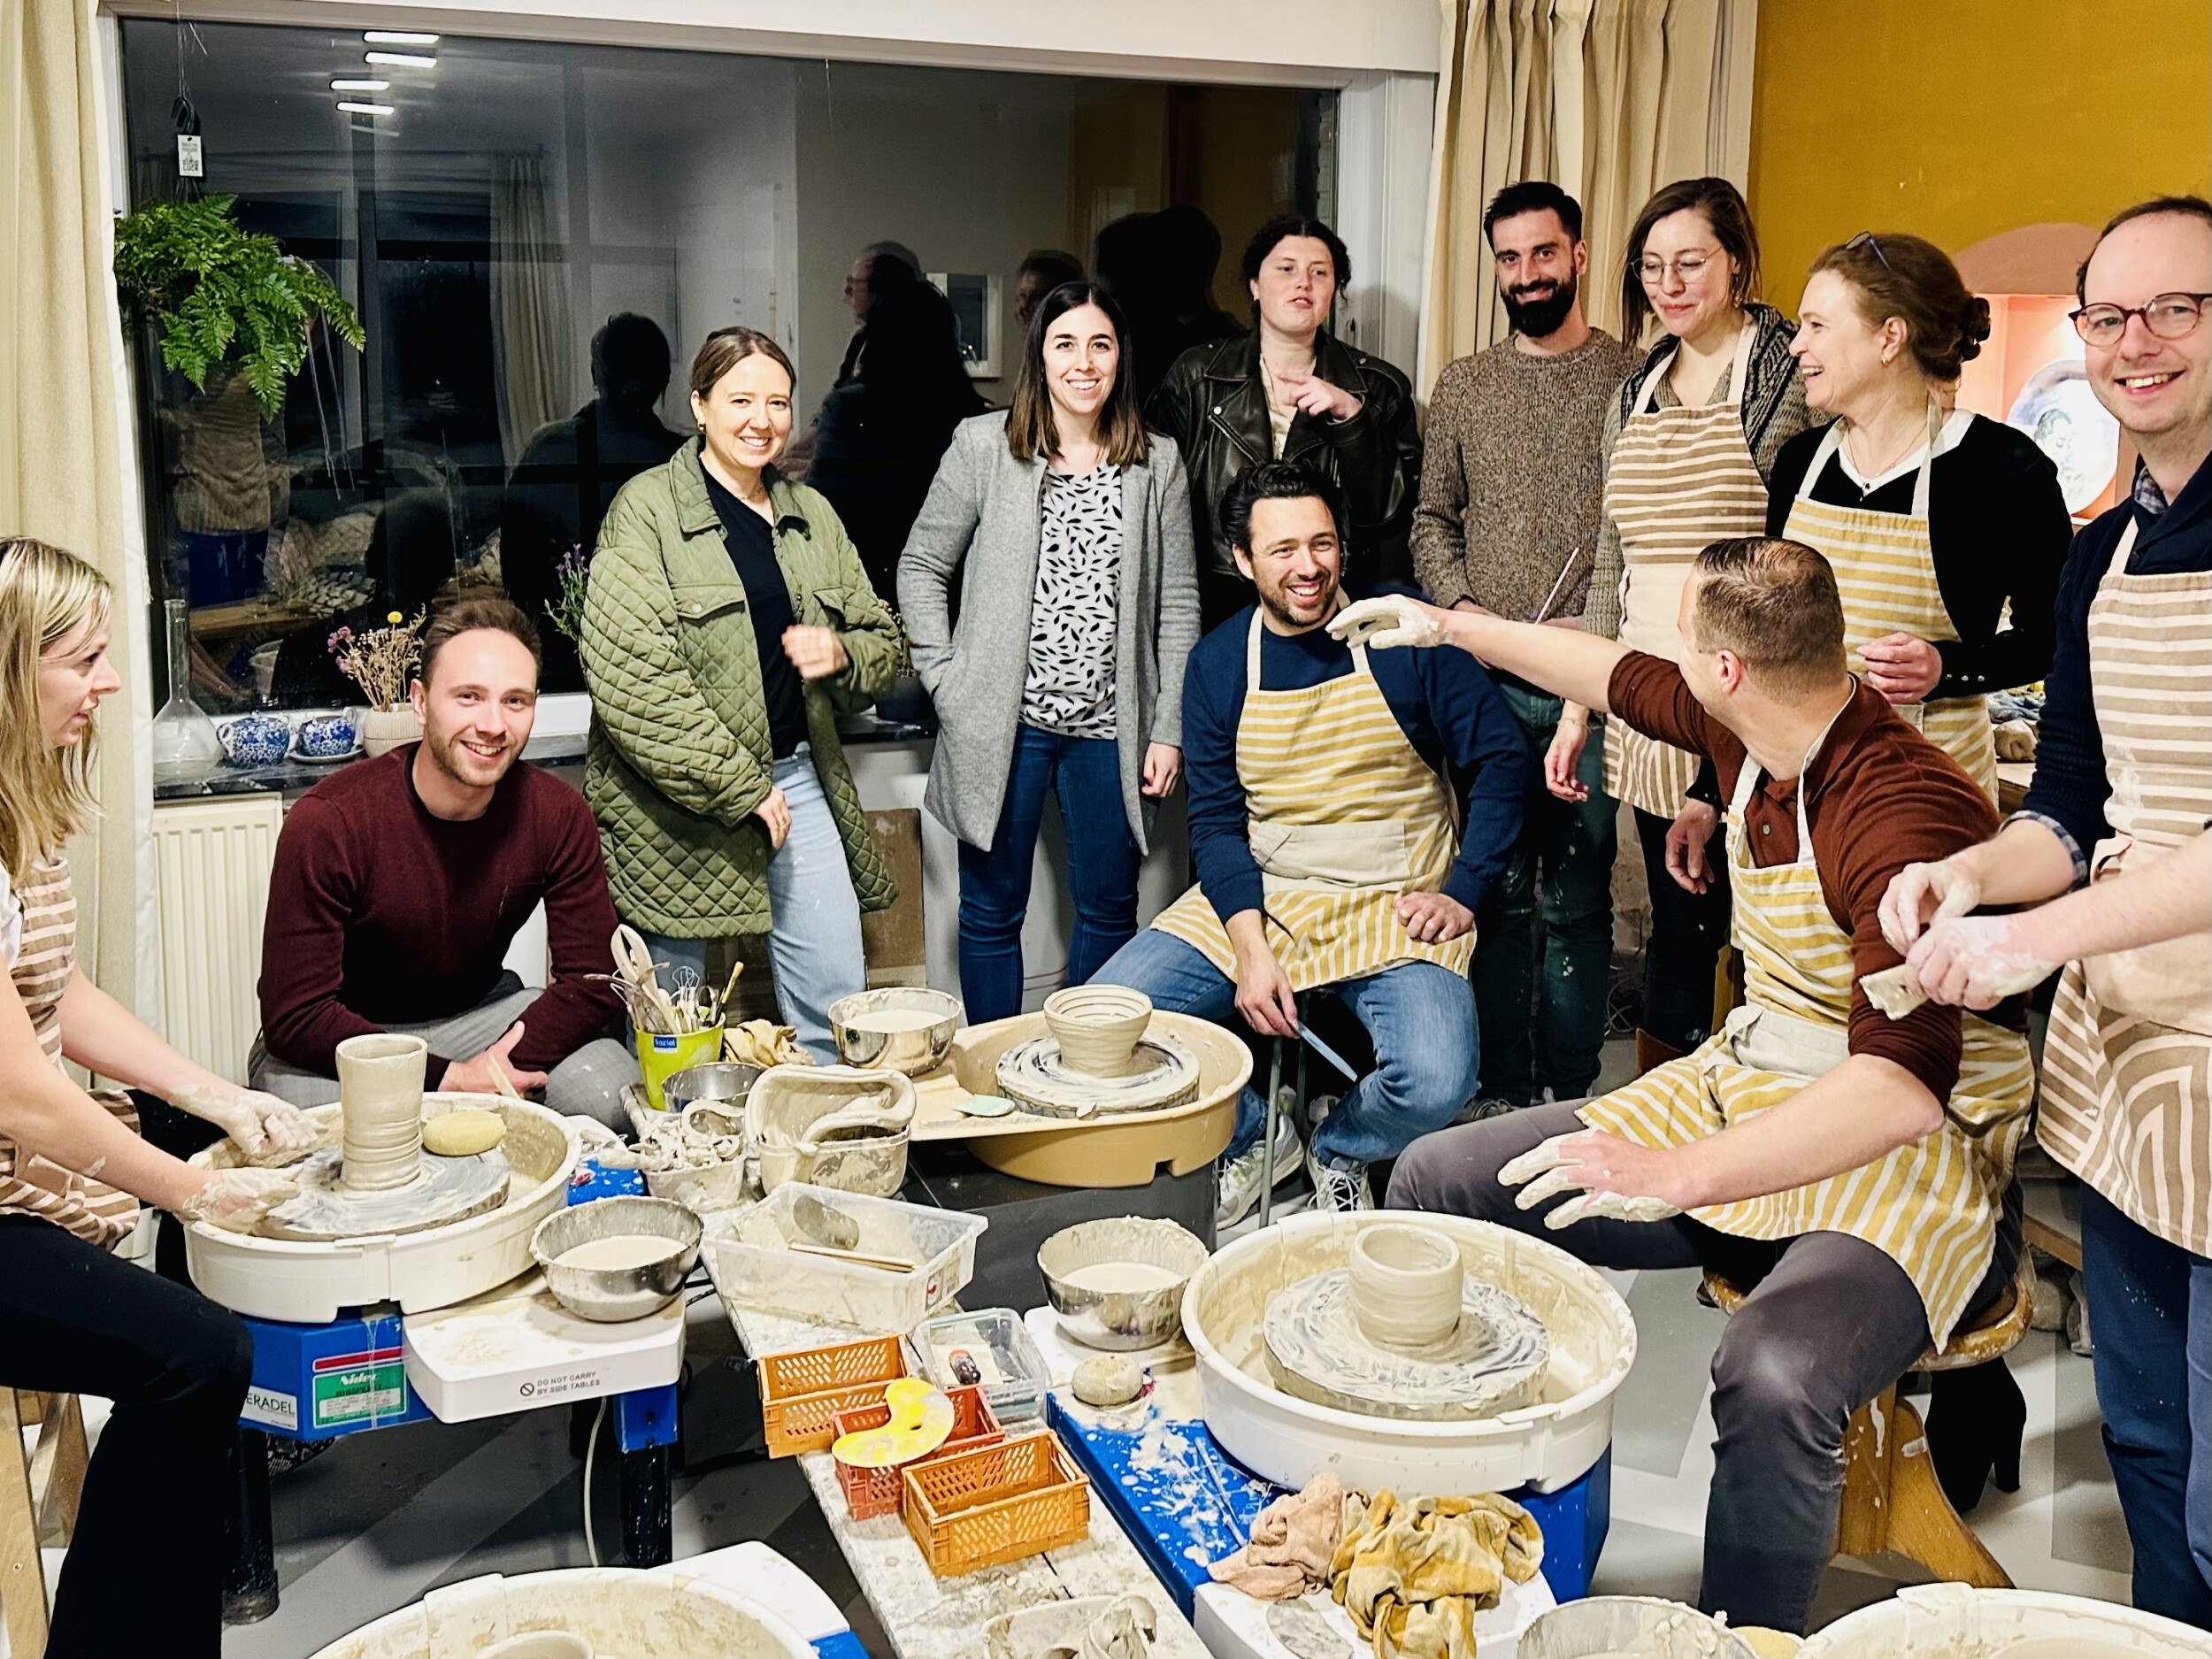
left=1332, top=592, right=1632, bottom=713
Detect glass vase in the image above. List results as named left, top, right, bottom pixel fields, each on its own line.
left=150, top=599, right=224, bottom=783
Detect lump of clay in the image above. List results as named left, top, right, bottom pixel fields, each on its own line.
left=1071, top=1354, right=1145, bottom=1407
left=832, top=1378, right=955, bottom=1468
left=422, top=1109, right=506, bottom=1157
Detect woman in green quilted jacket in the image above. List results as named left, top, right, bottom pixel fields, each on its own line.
left=580, top=326, right=903, bottom=1059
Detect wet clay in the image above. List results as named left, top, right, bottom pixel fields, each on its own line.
left=842, top=1009, right=945, bottom=1033
left=335, top=1032, right=428, bottom=1192
left=554, top=1234, right=680, bottom=1271
left=1060, top=1262, right=1187, bottom=1294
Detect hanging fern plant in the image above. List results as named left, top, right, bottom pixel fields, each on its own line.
left=113, top=194, right=365, bottom=417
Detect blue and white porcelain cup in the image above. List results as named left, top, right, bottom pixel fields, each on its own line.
left=218, top=712, right=293, bottom=767
left=294, top=711, right=358, bottom=758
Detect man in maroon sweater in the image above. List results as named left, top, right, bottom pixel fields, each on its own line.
left=253, top=597, right=636, bottom=1125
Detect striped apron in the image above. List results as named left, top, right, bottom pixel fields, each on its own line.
left=0, top=857, right=142, bottom=1248
left=1781, top=405, right=1998, bottom=799
left=1151, top=611, right=1474, bottom=988
left=1579, top=740, right=2032, bottom=1344
left=1601, top=323, right=1772, bottom=817
left=2039, top=520, right=2212, bottom=1257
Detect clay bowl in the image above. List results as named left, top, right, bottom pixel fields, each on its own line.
left=1519, top=1597, right=1758, bottom=1659
left=531, top=1195, right=702, bottom=1323
left=1348, top=1222, right=1464, bottom=1352
left=1041, top=986, right=1154, bottom=1079
left=1039, top=1217, right=1210, bottom=1350
left=828, top=987, right=963, bottom=1077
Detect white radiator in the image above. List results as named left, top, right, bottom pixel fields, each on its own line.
left=152, top=796, right=284, bottom=1085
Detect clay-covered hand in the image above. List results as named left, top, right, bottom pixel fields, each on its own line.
left=1328, top=595, right=1448, bottom=652
left=179, top=1167, right=301, bottom=1233
left=1878, top=856, right=1983, bottom=953
left=172, top=1083, right=322, bottom=1165
left=1497, top=1129, right=1686, bottom=1229
left=1905, top=912, right=2060, bottom=1009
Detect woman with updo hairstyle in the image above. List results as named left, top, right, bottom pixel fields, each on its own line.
left=1766, top=231, right=2070, bottom=795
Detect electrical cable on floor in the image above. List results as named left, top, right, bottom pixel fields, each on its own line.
left=582, top=1396, right=608, bottom=1566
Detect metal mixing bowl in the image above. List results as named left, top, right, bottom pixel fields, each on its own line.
left=1039, top=1217, right=1211, bottom=1350
left=530, top=1196, right=702, bottom=1322
left=827, top=987, right=963, bottom=1076
left=662, top=1061, right=763, bottom=1118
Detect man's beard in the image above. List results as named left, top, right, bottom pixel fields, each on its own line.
left=422, top=720, right=515, bottom=790
left=1503, top=273, right=1578, bottom=338
left=1255, top=573, right=1340, bottom=632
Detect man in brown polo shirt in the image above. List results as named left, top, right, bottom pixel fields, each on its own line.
left=1331, top=540, right=2033, bottom=1635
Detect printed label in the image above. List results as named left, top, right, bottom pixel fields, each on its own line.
left=311, top=1345, right=411, bottom=1428
left=242, top=1384, right=299, bottom=1431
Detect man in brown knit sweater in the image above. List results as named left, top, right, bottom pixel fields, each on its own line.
left=1412, top=180, right=1637, bottom=1114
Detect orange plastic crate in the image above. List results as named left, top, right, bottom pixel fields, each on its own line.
left=757, top=1334, right=906, bottom=1457
left=832, top=1385, right=1004, bottom=1520
left=901, top=1429, right=1090, bottom=1576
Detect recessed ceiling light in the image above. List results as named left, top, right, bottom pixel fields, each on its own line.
left=337, top=100, right=395, bottom=115
left=365, top=51, right=436, bottom=67
left=331, top=78, right=390, bottom=90
left=363, top=30, right=439, bottom=43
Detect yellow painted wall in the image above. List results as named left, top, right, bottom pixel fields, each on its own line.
left=1748, top=0, right=2211, bottom=311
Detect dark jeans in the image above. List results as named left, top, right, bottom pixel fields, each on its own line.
left=2079, top=1184, right=2212, bottom=1627
left=1633, top=804, right=1732, bottom=1051
left=957, top=723, right=1141, bottom=1024
left=0, top=1214, right=253, bottom=1658
left=1388, top=1101, right=2015, bottom=1634
left=1471, top=680, right=1617, bottom=1103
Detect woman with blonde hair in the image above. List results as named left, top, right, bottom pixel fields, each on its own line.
left=0, top=536, right=311, bottom=1657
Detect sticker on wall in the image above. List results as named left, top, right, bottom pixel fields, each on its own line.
left=2008, top=357, right=2120, bottom=514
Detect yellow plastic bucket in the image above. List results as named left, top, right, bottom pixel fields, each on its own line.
left=635, top=1025, right=725, bottom=1111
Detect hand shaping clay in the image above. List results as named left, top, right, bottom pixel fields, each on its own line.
left=423, top=1109, right=506, bottom=1156
left=1071, top=1353, right=1145, bottom=1407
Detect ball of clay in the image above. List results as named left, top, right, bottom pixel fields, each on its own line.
left=422, top=1109, right=505, bottom=1157
left=1071, top=1354, right=1145, bottom=1407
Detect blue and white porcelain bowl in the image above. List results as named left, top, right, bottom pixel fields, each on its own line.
left=293, top=712, right=358, bottom=759
left=218, top=712, right=293, bottom=767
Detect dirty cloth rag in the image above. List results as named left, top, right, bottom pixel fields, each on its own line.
left=1208, top=1472, right=1345, bottom=1601
left=1330, top=1490, right=1543, bottom=1659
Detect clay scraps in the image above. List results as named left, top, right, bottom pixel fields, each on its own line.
left=1330, top=1491, right=1543, bottom=1659
left=1207, top=1471, right=1343, bottom=1601
left=986, top=1594, right=1157, bottom=1659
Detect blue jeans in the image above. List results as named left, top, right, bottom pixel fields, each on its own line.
left=1092, top=927, right=1479, bottom=1168
left=2079, top=1184, right=2212, bottom=1628
left=1471, top=679, right=1617, bottom=1103
left=635, top=748, right=865, bottom=1064
left=956, top=724, right=1141, bottom=1024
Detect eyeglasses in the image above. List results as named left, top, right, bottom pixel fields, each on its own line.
left=2071, top=292, right=2211, bottom=349
left=1846, top=230, right=1891, bottom=270
left=1637, top=249, right=1721, bottom=286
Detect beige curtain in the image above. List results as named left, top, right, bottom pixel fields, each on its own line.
left=0, top=0, right=157, bottom=1018
left=1419, top=0, right=1758, bottom=392
left=491, top=151, right=574, bottom=465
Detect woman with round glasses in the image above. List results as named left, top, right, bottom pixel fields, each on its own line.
left=1567, top=176, right=1818, bottom=1074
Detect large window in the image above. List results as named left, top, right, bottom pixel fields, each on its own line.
left=120, top=21, right=1332, bottom=704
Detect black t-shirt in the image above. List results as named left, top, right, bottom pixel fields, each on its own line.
left=702, top=471, right=808, bottom=759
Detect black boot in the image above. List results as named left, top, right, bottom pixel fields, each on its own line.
left=1924, top=1359, right=2025, bottom=1515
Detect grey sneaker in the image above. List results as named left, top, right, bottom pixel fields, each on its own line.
left=1217, top=1109, right=1303, bottom=1228
left=1303, top=1145, right=1373, bottom=1213
left=1453, top=1095, right=1520, bottom=1125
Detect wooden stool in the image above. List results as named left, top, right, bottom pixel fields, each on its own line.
left=1699, top=1253, right=2034, bottom=1588
left=0, top=1389, right=89, bottom=1659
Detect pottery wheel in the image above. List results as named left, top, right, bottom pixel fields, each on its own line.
left=1263, top=1268, right=1549, bottom=1421
left=257, top=1144, right=512, bottom=1241
left=994, top=1035, right=1200, bottom=1119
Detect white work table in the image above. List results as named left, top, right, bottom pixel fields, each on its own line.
left=721, top=1301, right=1215, bottom=1659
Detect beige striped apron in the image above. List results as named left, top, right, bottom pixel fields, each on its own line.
left=1602, top=323, right=1773, bottom=816
left=2039, top=519, right=2212, bottom=1256
left=1781, top=405, right=1998, bottom=799
left=0, top=858, right=142, bottom=1248
left=1151, top=610, right=1474, bottom=988
left=1579, top=740, right=2032, bottom=1343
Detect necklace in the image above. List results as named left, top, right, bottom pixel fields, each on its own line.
left=1841, top=411, right=1928, bottom=485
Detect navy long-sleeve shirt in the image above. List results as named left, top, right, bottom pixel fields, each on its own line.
left=1181, top=585, right=1527, bottom=925
left=2021, top=455, right=2212, bottom=873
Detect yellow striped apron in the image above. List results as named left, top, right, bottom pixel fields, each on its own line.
left=1780, top=405, right=1997, bottom=799
left=1579, top=741, right=2032, bottom=1343
left=1602, top=323, right=1772, bottom=816
left=2039, top=519, right=2212, bottom=1256
left=1151, top=611, right=1474, bottom=988
left=0, top=857, right=142, bottom=1248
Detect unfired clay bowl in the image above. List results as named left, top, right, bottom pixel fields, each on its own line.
left=1042, top=986, right=1154, bottom=1079
left=1348, top=1222, right=1464, bottom=1352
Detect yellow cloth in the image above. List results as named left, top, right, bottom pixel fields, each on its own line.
left=1208, top=1471, right=1344, bottom=1601
left=1329, top=1490, right=1542, bottom=1659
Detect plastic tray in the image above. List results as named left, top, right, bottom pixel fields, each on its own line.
left=912, top=1307, right=1052, bottom=1424
left=757, top=1333, right=906, bottom=1458
left=832, top=1384, right=1003, bottom=1520
left=705, top=1183, right=985, bottom=1332
left=901, top=1430, right=1090, bottom=1577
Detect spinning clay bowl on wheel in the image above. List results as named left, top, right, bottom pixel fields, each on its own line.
left=1041, top=985, right=1154, bottom=1077
left=993, top=987, right=1202, bottom=1119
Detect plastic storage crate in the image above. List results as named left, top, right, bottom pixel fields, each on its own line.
left=757, top=1334, right=906, bottom=1457
left=901, top=1430, right=1089, bottom=1576
left=832, top=1384, right=1003, bottom=1520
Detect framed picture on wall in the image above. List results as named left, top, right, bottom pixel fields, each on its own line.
left=930, top=273, right=1002, bottom=379
left=2008, top=357, right=2119, bottom=515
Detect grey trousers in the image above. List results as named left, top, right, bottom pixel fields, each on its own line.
left=1387, top=1100, right=2016, bottom=1634
left=251, top=975, right=641, bottom=1131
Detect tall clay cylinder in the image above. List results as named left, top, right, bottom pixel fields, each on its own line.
left=336, top=1032, right=427, bottom=1192
left=1348, top=1222, right=1464, bottom=1352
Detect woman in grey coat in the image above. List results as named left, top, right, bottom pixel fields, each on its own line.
left=899, top=282, right=1202, bottom=1022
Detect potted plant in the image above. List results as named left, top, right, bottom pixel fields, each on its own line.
left=331, top=611, right=426, bottom=756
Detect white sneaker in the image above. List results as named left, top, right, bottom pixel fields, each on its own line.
left=1217, top=1108, right=1303, bottom=1229
left=1304, top=1145, right=1373, bottom=1213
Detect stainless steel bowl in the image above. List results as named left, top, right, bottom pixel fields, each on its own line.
left=1518, top=1598, right=1758, bottom=1659
left=661, top=1061, right=763, bottom=1118
left=1039, top=1217, right=1210, bottom=1350
left=530, top=1195, right=703, bottom=1323
left=827, top=987, right=963, bottom=1077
